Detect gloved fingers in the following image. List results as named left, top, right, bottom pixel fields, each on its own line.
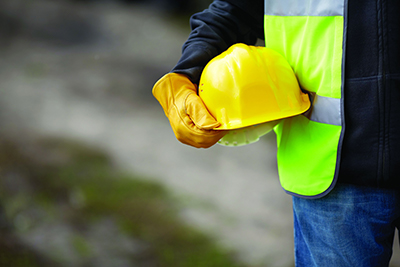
left=152, top=72, right=226, bottom=148
left=184, top=92, right=220, bottom=130
left=169, top=106, right=227, bottom=148
left=176, top=128, right=226, bottom=148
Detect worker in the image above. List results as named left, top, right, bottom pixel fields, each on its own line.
left=152, top=0, right=400, bottom=266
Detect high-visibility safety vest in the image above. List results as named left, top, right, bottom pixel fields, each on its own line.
left=265, top=0, right=347, bottom=198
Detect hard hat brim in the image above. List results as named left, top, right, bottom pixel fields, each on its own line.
left=212, top=93, right=311, bottom=130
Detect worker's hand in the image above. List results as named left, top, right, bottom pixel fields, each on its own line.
left=152, top=73, right=226, bottom=148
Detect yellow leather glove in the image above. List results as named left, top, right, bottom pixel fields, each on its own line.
left=152, top=73, right=226, bottom=148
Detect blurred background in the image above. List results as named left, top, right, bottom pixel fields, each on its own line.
left=0, top=0, right=399, bottom=266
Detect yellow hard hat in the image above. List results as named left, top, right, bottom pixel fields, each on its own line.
left=198, top=43, right=310, bottom=131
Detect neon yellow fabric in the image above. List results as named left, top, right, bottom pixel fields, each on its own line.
left=264, top=16, right=344, bottom=98
left=265, top=14, right=344, bottom=197
left=274, top=116, right=341, bottom=196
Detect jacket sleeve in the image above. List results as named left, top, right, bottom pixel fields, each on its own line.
left=171, top=0, right=264, bottom=84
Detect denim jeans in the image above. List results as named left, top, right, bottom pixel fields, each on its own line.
left=292, top=183, right=400, bottom=267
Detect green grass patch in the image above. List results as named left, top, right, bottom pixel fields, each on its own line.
left=0, top=137, right=245, bottom=267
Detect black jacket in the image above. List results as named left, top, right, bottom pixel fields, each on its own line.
left=171, top=0, right=400, bottom=190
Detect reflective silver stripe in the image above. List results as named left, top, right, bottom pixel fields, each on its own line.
left=310, top=95, right=341, bottom=126
left=265, top=0, right=344, bottom=16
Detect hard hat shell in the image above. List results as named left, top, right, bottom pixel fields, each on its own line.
left=199, top=43, right=310, bottom=130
